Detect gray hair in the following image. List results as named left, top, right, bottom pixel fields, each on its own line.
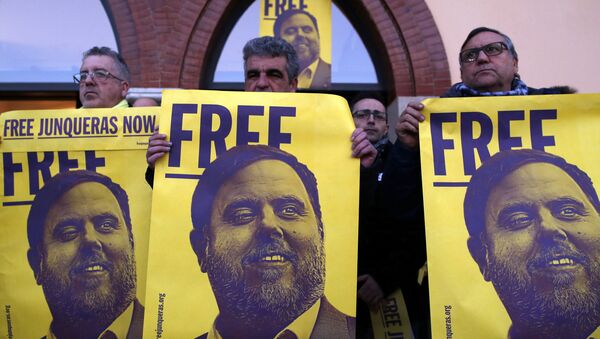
left=82, top=46, right=131, bottom=82
left=242, top=36, right=299, bottom=81
left=460, top=27, right=518, bottom=63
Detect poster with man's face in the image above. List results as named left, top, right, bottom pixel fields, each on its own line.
left=419, top=94, right=600, bottom=339
left=0, top=107, right=157, bottom=338
left=260, top=0, right=332, bottom=90
left=143, top=90, right=358, bottom=338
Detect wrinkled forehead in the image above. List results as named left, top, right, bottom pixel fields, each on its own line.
left=244, top=55, right=288, bottom=72
left=462, top=31, right=506, bottom=50
left=80, top=55, right=118, bottom=72
left=352, top=98, right=385, bottom=112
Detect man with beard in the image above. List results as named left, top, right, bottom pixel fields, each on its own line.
left=27, top=170, right=143, bottom=339
left=189, top=145, right=355, bottom=339
left=464, top=149, right=600, bottom=339
left=274, top=9, right=331, bottom=90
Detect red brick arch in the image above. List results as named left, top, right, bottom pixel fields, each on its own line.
left=102, top=0, right=450, bottom=96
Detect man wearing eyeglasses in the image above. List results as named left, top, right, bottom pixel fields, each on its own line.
left=396, top=26, right=574, bottom=149
left=74, top=46, right=130, bottom=109
left=389, top=27, right=576, bottom=338
left=351, top=93, right=430, bottom=338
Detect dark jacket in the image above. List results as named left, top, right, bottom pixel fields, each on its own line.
left=308, top=58, right=331, bottom=90
left=42, top=299, right=144, bottom=339
left=195, top=297, right=355, bottom=339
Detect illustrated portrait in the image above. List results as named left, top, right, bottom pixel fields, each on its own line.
left=464, top=149, right=600, bottom=338
left=273, top=9, right=331, bottom=90
left=26, top=169, right=143, bottom=338
left=189, top=144, right=354, bottom=338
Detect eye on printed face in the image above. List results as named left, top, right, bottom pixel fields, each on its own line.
left=208, top=160, right=320, bottom=286
left=459, top=31, right=517, bottom=92
left=79, top=55, right=128, bottom=108
left=352, top=98, right=388, bottom=144
left=279, top=13, right=320, bottom=67
left=484, top=162, right=600, bottom=293
left=244, top=56, right=296, bottom=92
left=41, top=182, right=133, bottom=295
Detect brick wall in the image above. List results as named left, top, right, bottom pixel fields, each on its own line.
left=102, top=0, right=451, bottom=96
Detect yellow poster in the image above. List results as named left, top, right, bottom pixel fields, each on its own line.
left=370, top=289, right=414, bottom=339
left=143, top=90, right=358, bottom=338
left=0, top=107, right=158, bottom=338
left=420, top=94, right=600, bottom=339
left=260, top=0, right=332, bottom=90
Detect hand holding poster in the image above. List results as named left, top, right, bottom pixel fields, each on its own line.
left=143, top=90, right=358, bottom=338
left=420, top=94, right=600, bottom=339
left=0, top=107, right=158, bottom=338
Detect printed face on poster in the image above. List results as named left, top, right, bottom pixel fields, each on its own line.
left=419, top=94, right=600, bottom=339
left=0, top=107, right=158, bottom=338
left=260, top=0, right=332, bottom=90
left=143, top=90, right=358, bottom=338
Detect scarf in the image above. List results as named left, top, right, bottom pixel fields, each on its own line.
left=454, top=77, right=529, bottom=96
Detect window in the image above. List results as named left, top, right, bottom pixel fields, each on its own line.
left=211, top=1, right=379, bottom=88
left=0, top=0, right=117, bottom=87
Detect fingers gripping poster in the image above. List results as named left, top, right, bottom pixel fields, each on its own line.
left=144, top=90, right=358, bottom=338
left=0, top=107, right=158, bottom=338
left=419, top=94, right=600, bottom=339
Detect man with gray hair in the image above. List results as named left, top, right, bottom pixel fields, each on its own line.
left=242, top=36, right=299, bottom=92
left=146, top=36, right=376, bottom=184
left=73, top=46, right=130, bottom=108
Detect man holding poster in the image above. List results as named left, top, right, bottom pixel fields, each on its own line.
left=146, top=36, right=375, bottom=184
left=189, top=145, right=355, bottom=338
left=464, top=149, right=600, bottom=338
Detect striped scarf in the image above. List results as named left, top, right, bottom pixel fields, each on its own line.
left=455, top=78, right=529, bottom=96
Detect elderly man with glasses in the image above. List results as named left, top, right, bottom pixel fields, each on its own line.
left=396, top=26, right=574, bottom=149
left=73, top=46, right=130, bottom=109
left=386, top=27, right=576, bottom=338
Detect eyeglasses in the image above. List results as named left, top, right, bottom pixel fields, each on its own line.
left=459, top=42, right=508, bottom=63
left=73, top=70, right=124, bottom=84
left=352, top=109, right=387, bottom=122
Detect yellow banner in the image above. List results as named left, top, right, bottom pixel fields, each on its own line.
left=0, top=107, right=157, bottom=338
left=144, top=90, right=358, bottom=337
left=420, top=94, right=600, bottom=338
left=370, top=289, right=414, bottom=339
left=260, top=0, right=332, bottom=89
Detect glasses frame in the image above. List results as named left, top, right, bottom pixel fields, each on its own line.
left=73, top=69, right=125, bottom=84
left=352, top=109, right=387, bottom=122
left=459, top=42, right=508, bottom=64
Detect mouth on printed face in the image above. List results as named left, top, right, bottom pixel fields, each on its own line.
left=248, top=252, right=293, bottom=270
left=71, top=260, right=112, bottom=285
left=528, top=251, right=588, bottom=283
left=242, top=243, right=299, bottom=273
